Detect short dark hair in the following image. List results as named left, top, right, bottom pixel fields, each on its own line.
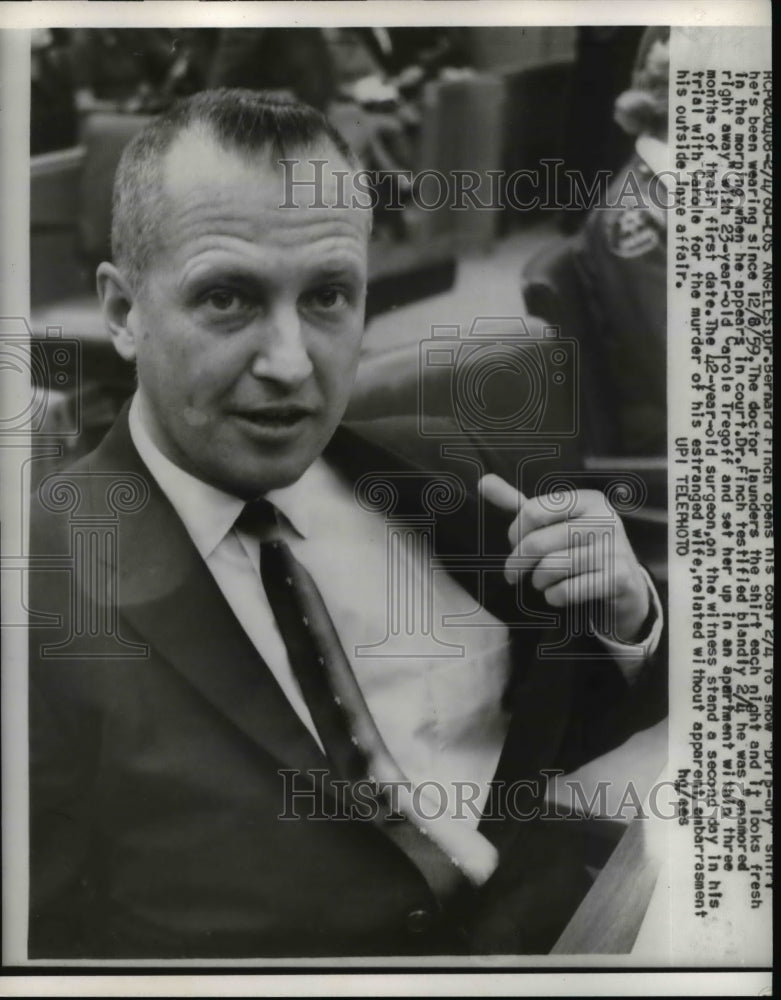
left=112, top=88, right=358, bottom=289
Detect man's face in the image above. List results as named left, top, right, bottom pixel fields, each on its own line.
left=121, top=131, right=369, bottom=497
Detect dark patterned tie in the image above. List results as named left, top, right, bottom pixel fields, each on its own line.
left=237, top=498, right=474, bottom=904
left=241, top=498, right=369, bottom=785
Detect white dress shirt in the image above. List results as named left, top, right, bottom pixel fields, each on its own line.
left=128, top=394, right=661, bottom=883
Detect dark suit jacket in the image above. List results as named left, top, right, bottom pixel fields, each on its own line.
left=28, top=407, right=667, bottom=959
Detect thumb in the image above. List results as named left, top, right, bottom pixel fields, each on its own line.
left=478, top=473, right=527, bottom=512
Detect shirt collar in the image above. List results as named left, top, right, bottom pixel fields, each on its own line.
left=265, top=478, right=311, bottom=541
left=128, top=394, right=311, bottom=559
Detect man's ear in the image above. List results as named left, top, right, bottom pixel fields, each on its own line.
left=96, top=263, right=139, bottom=362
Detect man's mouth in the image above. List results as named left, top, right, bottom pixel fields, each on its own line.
left=230, top=406, right=315, bottom=432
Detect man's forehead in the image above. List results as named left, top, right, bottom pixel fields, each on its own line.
left=160, top=127, right=364, bottom=211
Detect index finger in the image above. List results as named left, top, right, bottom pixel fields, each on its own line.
left=478, top=474, right=528, bottom=511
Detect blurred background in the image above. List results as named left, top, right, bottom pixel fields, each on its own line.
left=29, top=25, right=668, bottom=580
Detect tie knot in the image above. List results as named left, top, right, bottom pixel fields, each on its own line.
left=236, top=497, right=280, bottom=542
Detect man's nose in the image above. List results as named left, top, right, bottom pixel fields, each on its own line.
left=249, top=305, right=314, bottom=386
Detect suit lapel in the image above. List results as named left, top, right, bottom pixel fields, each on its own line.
left=83, top=408, right=328, bottom=775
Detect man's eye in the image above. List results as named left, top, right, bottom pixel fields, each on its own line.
left=308, top=286, right=349, bottom=311
left=202, top=289, right=247, bottom=313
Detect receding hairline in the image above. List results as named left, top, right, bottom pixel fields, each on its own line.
left=110, top=90, right=364, bottom=289
left=161, top=120, right=361, bottom=189
left=132, top=129, right=367, bottom=284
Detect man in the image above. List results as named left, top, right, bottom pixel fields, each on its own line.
left=29, top=89, right=666, bottom=959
